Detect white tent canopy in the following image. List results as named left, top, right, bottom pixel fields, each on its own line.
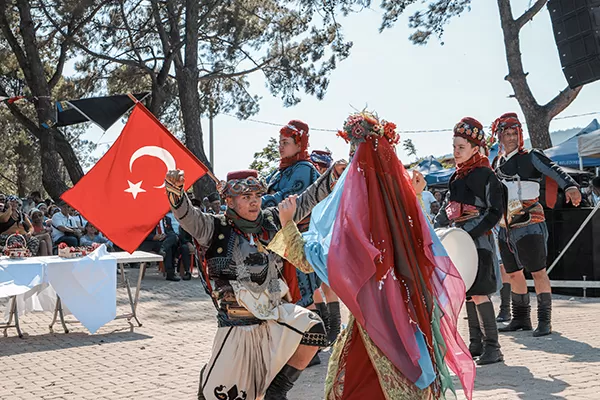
left=578, top=129, right=600, bottom=158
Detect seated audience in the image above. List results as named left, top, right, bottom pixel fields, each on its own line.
left=80, top=222, right=113, bottom=250
left=0, top=195, right=40, bottom=256
left=51, top=201, right=82, bottom=247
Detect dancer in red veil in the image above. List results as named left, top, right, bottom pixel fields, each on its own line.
left=270, top=111, right=475, bottom=399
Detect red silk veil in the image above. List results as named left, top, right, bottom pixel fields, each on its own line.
left=327, top=136, right=474, bottom=398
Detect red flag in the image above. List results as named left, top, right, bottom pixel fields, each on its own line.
left=61, top=103, right=208, bottom=253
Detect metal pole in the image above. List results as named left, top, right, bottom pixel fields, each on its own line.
left=209, top=113, right=214, bottom=169
left=547, top=200, right=600, bottom=275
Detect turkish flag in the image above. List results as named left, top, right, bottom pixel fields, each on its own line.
left=61, top=103, right=208, bottom=253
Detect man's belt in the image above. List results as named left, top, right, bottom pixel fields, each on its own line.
left=221, top=301, right=257, bottom=320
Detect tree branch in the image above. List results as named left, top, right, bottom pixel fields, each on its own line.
left=198, top=59, right=274, bottom=81
left=544, top=85, right=584, bottom=120
left=118, top=0, right=145, bottom=65
left=516, top=0, right=547, bottom=30
left=0, top=0, right=31, bottom=84
left=48, top=37, right=70, bottom=90
left=497, top=0, right=539, bottom=109
left=0, top=83, right=41, bottom=137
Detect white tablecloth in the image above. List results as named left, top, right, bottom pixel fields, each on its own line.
left=0, top=245, right=117, bottom=333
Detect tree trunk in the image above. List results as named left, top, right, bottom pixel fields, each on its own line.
left=173, top=0, right=216, bottom=198
left=522, top=111, right=552, bottom=150
left=53, top=129, right=85, bottom=184
left=497, top=0, right=582, bottom=150
left=15, top=142, right=27, bottom=197
left=176, top=68, right=215, bottom=197
left=1, top=0, right=80, bottom=198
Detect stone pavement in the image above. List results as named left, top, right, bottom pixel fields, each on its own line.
left=2, top=267, right=600, bottom=400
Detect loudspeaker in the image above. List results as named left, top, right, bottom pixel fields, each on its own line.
left=548, top=0, right=600, bottom=88
left=542, top=207, right=600, bottom=296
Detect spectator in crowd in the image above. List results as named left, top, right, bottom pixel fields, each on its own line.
left=80, top=222, right=113, bottom=250
left=176, top=226, right=194, bottom=281
left=202, top=197, right=211, bottom=213
left=585, top=176, right=600, bottom=206
left=30, top=191, right=43, bottom=205
left=138, top=227, right=164, bottom=253
left=51, top=200, right=82, bottom=247
left=206, top=192, right=222, bottom=214
left=21, top=197, right=35, bottom=215
left=434, top=190, right=443, bottom=203
left=0, top=195, right=40, bottom=256
left=48, top=204, right=60, bottom=216
left=191, top=198, right=204, bottom=210
left=158, top=213, right=183, bottom=281
left=69, top=208, right=86, bottom=229
left=430, top=200, right=441, bottom=217
left=29, top=209, right=53, bottom=256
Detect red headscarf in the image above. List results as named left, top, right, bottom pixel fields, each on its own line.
left=279, top=120, right=311, bottom=170
left=453, top=117, right=491, bottom=179
left=491, top=112, right=525, bottom=155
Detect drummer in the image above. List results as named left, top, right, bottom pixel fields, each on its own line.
left=434, top=117, right=505, bottom=365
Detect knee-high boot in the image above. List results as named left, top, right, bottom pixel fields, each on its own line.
left=498, top=292, right=533, bottom=332
left=466, top=301, right=482, bottom=358
left=476, top=301, right=504, bottom=365
left=306, top=308, right=323, bottom=367
left=496, top=283, right=511, bottom=322
left=264, top=364, right=303, bottom=400
left=327, top=301, right=342, bottom=345
left=533, top=292, right=552, bottom=337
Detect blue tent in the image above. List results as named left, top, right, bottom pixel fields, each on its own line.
left=544, top=119, right=600, bottom=168
left=425, top=168, right=455, bottom=186
left=415, top=156, right=445, bottom=174
left=415, top=156, right=455, bottom=186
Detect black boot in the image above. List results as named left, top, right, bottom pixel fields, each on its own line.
left=496, top=283, right=512, bottom=322
left=466, top=301, right=483, bottom=358
left=327, top=301, right=342, bottom=345
left=476, top=301, right=504, bottom=365
left=533, top=292, right=552, bottom=337
left=264, top=364, right=303, bottom=400
left=498, top=292, right=532, bottom=332
left=166, top=271, right=180, bottom=281
left=307, top=307, right=324, bottom=368
left=315, top=303, right=330, bottom=338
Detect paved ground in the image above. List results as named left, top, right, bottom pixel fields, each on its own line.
left=2, top=267, right=600, bottom=400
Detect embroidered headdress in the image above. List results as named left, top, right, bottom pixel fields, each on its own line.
left=453, top=117, right=486, bottom=149
left=219, top=170, right=266, bottom=198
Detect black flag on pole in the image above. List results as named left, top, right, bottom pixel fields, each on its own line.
left=54, top=92, right=150, bottom=131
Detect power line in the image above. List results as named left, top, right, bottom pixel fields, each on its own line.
left=95, top=110, right=600, bottom=146
left=223, top=111, right=600, bottom=134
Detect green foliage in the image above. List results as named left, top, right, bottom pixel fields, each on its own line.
left=402, top=138, right=418, bottom=157
left=249, top=137, right=279, bottom=178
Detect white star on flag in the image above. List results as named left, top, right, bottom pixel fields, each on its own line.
left=124, top=180, right=146, bottom=199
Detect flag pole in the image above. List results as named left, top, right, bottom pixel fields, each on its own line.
left=127, top=93, right=220, bottom=185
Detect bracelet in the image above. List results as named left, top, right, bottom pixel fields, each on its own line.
left=165, top=180, right=184, bottom=208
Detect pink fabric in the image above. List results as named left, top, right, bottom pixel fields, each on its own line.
left=328, top=137, right=475, bottom=399
left=418, top=209, right=476, bottom=400
left=328, top=143, right=422, bottom=384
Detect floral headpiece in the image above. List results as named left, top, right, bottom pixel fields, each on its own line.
left=337, top=111, right=399, bottom=146
left=453, top=117, right=486, bottom=148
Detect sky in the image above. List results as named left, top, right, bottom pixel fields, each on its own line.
left=83, top=2, right=600, bottom=179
